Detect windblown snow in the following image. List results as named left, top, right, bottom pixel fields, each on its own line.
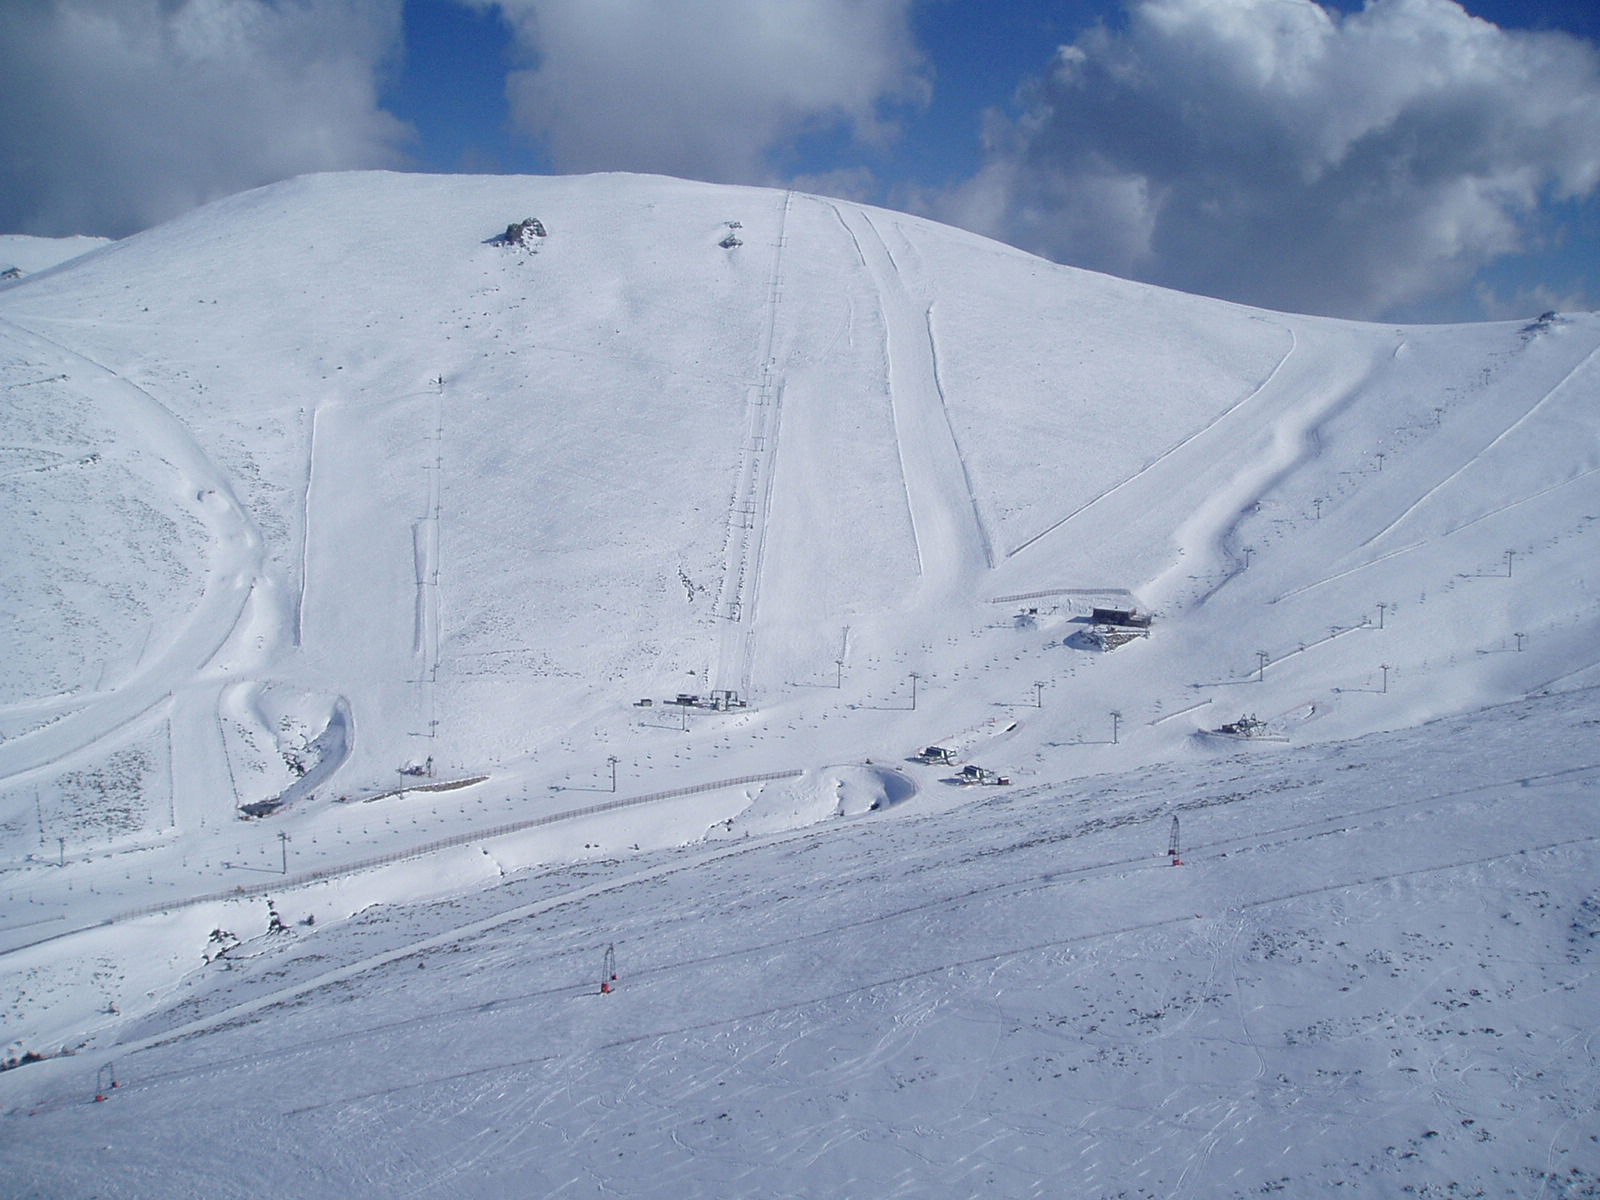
left=1, top=171, right=1596, bottom=1197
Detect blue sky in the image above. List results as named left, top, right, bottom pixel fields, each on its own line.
left=3, top=0, right=1599, bottom=322
left=391, top=2, right=1600, bottom=183
left=388, top=1, right=1089, bottom=187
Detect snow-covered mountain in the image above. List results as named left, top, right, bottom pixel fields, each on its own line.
left=2, top=172, right=1596, bottom=1197
left=0, top=234, right=112, bottom=282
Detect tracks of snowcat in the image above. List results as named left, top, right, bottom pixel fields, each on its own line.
left=29, top=755, right=1593, bottom=1120
left=0, top=318, right=270, bottom=797
left=1152, top=331, right=1392, bottom=609
left=1271, top=334, right=1600, bottom=603
left=1006, top=321, right=1300, bottom=564
left=1358, top=340, right=1600, bottom=553
left=832, top=205, right=992, bottom=596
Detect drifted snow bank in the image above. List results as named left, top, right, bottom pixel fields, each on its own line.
left=221, top=684, right=352, bottom=813
left=714, top=764, right=915, bottom=836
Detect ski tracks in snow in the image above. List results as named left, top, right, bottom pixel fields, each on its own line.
left=12, top=740, right=1594, bottom=1158
left=1006, top=321, right=1300, bottom=564
left=1274, top=333, right=1600, bottom=602
left=1358, top=339, right=1600, bottom=553
left=1149, top=330, right=1390, bottom=609
left=0, top=317, right=272, bottom=797
left=831, top=204, right=993, bottom=599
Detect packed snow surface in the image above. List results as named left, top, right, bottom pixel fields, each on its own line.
left=1, top=171, right=1596, bottom=1196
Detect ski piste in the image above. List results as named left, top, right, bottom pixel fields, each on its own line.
left=2, top=171, right=1597, bottom=1197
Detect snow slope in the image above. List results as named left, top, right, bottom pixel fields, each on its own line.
left=5, top=689, right=1597, bottom=1198
left=0, top=234, right=112, bottom=280
left=1, top=171, right=1597, bottom=1195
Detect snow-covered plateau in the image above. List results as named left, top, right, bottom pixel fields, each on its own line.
left=1, top=171, right=1596, bottom=1197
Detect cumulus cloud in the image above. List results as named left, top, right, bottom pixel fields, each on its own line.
left=0, top=0, right=412, bottom=238
left=939, top=0, right=1600, bottom=319
left=471, top=0, right=928, bottom=185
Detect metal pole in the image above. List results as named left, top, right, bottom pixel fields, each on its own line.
left=608, top=755, right=619, bottom=792
left=909, top=672, right=920, bottom=711
left=1110, top=711, right=1121, bottom=744
left=279, top=832, right=289, bottom=874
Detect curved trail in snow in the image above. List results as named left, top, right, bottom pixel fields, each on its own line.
left=924, top=302, right=996, bottom=570
left=0, top=318, right=271, bottom=795
left=1153, top=332, right=1393, bottom=610
left=832, top=205, right=993, bottom=596
left=1358, top=340, right=1600, bottom=553
left=1273, top=456, right=1600, bottom=606
left=1006, top=321, right=1299, bottom=561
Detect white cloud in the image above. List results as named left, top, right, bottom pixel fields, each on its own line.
left=471, top=0, right=928, bottom=185
left=939, top=0, right=1600, bottom=320
left=1471, top=279, right=1590, bottom=322
left=0, top=0, right=412, bottom=238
